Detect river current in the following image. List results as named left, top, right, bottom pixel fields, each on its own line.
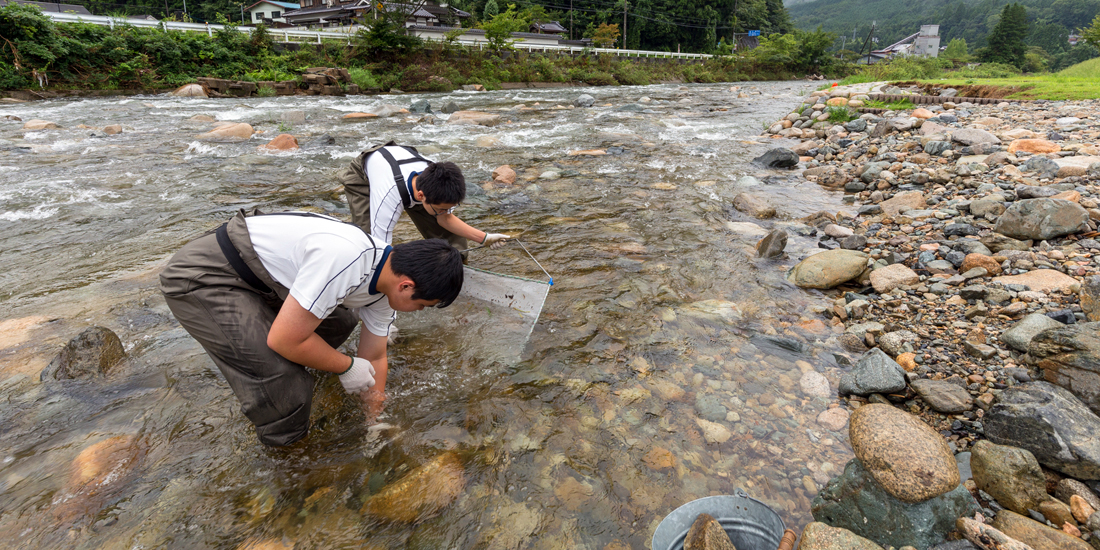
left=0, top=81, right=856, bottom=549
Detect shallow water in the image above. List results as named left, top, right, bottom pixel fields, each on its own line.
left=0, top=82, right=856, bottom=549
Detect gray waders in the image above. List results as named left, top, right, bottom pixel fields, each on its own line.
left=158, top=209, right=358, bottom=447
left=336, top=141, right=469, bottom=251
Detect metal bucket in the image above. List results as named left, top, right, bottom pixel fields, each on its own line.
left=651, top=490, right=786, bottom=550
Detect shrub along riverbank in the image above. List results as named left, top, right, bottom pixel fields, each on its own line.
left=0, top=3, right=849, bottom=94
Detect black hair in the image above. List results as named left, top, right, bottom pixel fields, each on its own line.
left=389, top=239, right=464, bottom=307
left=416, top=161, right=466, bottom=205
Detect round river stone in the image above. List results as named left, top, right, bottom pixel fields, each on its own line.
left=849, top=404, right=960, bottom=503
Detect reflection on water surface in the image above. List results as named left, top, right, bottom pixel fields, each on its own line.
left=0, top=82, right=855, bottom=548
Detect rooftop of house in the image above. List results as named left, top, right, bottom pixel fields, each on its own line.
left=0, top=0, right=91, bottom=14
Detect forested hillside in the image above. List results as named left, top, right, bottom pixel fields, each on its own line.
left=788, top=0, right=1100, bottom=68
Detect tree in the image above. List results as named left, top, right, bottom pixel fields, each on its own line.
left=982, top=3, right=1029, bottom=69
left=480, top=3, right=526, bottom=51
left=483, top=0, right=499, bottom=20
left=1082, top=13, right=1100, bottom=50
left=591, top=22, right=620, bottom=48
left=942, top=38, right=970, bottom=63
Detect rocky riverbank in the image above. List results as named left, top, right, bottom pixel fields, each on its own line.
left=754, top=81, right=1100, bottom=549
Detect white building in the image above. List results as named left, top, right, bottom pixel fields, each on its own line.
left=246, top=0, right=300, bottom=25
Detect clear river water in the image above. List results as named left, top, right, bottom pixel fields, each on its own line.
left=0, top=81, right=857, bottom=549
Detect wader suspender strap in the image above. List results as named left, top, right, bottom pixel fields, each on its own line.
left=374, top=146, right=430, bottom=210
left=216, top=223, right=274, bottom=294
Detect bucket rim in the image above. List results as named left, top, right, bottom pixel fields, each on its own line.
left=651, top=489, right=786, bottom=550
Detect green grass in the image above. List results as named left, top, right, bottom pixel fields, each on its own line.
left=863, top=98, right=917, bottom=110
left=1057, top=57, right=1100, bottom=78
left=826, top=105, right=857, bottom=122
left=909, top=58, right=1100, bottom=100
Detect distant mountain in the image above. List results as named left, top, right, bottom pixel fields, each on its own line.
left=787, top=0, right=1099, bottom=61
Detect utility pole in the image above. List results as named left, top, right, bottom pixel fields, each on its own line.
left=570, top=0, right=573, bottom=40
left=622, top=0, right=628, bottom=49
left=182, top=0, right=189, bottom=20
left=240, top=3, right=245, bottom=22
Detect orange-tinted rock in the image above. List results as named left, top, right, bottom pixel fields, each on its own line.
left=491, top=165, right=516, bottom=184
left=446, top=110, right=502, bottom=126
left=1052, top=190, right=1081, bottom=202
left=1008, top=139, right=1061, bottom=155
left=961, top=253, right=1003, bottom=275
left=23, top=119, right=59, bottom=130
left=644, top=446, right=676, bottom=470
left=569, top=149, right=608, bottom=156
left=849, top=404, right=959, bottom=503
left=993, top=270, right=1080, bottom=293
left=199, top=123, right=253, bottom=140
left=912, top=108, right=934, bottom=119
left=896, top=352, right=918, bottom=371
left=342, top=112, right=378, bottom=120
left=259, top=134, right=299, bottom=151
left=103, top=125, right=122, bottom=135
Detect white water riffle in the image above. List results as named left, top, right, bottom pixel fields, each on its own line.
left=0, top=81, right=858, bottom=548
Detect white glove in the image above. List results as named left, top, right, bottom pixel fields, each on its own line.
left=482, top=233, right=511, bottom=249
left=339, top=357, right=376, bottom=393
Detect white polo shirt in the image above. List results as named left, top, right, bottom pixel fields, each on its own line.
left=363, top=145, right=430, bottom=244
left=245, top=213, right=395, bottom=337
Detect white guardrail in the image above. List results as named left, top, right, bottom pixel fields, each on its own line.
left=43, top=11, right=711, bottom=59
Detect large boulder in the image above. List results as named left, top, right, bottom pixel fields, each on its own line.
left=849, top=404, right=960, bottom=503
left=993, top=270, right=1081, bottom=293
left=1001, top=313, right=1065, bottom=352
left=198, top=123, right=253, bottom=140
left=1081, top=276, right=1100, bottom=322
left=880, top=190, right=926, bottom=216
left=41, top=326, right=126, bottom=380
left=1007, top=139, right=1061, bottom=155
left=811, top=459, right=978, bottom=550
left=991, top=510, right=1092, bottom=550
left=786, top=249, right=868, bottom=289
left=985, top=381, right=1100, bottom=479
left=796, top=522, right=881, bottom=550
left=258, top=134, right=299, bottom=151
left=950, top=128, right=1000, bottom=146
left=910, top=379, right=974, bottom=413
left=993, top=198, right=1090, bottom=241
left=361, top=452, right=465, bottom=522
left=969, top=440, right=1049, bottom=515
left=839, top=349, right=907, bottom=397
left=753, top=148, right=799, bottom=168
left=446, top=110, right=502, bottom=126
left=869, top=263, right=920, bottom=293
left=172, top=83, right=207, bottom=97
left=732, top=193, right=776, bottom=219
left=1029, top=322, right=1100, bottom=417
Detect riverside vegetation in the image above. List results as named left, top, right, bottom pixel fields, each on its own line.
left=0, top=2, right=847, bottom=94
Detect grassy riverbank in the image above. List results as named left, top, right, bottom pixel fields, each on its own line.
left=0, top=3, right=850, bottom=95
left=835, top=56, right=1100, bottom=101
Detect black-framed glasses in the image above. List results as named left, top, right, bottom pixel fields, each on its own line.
left=427, top=204, right=456, bottom=217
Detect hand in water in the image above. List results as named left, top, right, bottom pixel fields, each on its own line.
left=359, top=389, right=387, bottom=424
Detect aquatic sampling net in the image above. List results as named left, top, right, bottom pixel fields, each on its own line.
left=398, top=239, right=553, bottom=362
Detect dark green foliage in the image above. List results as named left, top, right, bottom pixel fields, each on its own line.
left=983, top=3, right=1029, bottom=69
left=351, top=11, right=423, bottom=65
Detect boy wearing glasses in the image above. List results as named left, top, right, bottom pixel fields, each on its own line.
left=159, top=210, right=464, bottom=446
left=337, top=142, right=510, bottom=250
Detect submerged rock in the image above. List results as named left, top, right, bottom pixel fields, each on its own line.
left=361, top=452, right=466, bottom=523
left=755, top=229, right=787, bottom=259
left=42, top=326, right=126, bottom=380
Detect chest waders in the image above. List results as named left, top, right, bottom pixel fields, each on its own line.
left=340, top=142, right=469, bottom=252
left=158, top=209, right=378, bottom=446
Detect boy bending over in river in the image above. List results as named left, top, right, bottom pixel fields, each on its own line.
left=336, top=141, right=511, bottom=250
left=159, top=210, right=463, bottom=446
